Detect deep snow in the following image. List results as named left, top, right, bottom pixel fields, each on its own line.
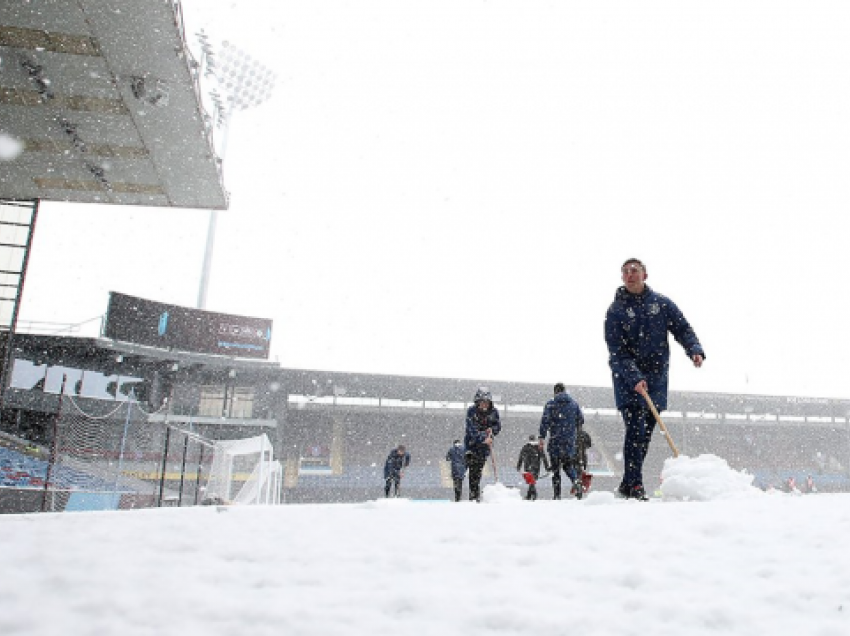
left=2, top=454, right=849, bottom=635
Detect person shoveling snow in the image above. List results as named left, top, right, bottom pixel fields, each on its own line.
left=604, top=257, right=706, bottom=501
left=516, top=435, right=550, bottom=500
left=464, top=387, right=501, bottom=502
left=539, top=383, right=586, bottom=500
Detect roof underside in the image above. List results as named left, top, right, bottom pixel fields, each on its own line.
left=0, top=0, right=228, bottom=209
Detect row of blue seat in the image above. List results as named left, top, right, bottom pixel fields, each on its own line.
left=0, top=445, right=123, bottom=491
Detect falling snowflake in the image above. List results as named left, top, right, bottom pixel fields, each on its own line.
left=0, top=132, right=24, bottom=161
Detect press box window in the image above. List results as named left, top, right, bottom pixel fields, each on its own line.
left=198, top=385, right=255, bottom=419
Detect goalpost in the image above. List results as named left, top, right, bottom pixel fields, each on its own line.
left=202, top=433, right=282, bottom=505
left=31, top=391, right=281, bottom=510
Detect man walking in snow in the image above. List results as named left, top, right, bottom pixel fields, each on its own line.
left=540, top=383, right=585, bottom=500
left=384, top=444, right=411, bottom=497
left=604, top=258, right=705, bottom=501
left=464, top=387, right=501, bottom=502
left=516, top=434, right=550, bottom=501
left=445, top=440, right=467, bottom=502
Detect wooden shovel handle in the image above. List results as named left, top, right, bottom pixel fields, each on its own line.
left=489, top=442, right=498, bottom=483
left=640, top=391, right=680, bottom=458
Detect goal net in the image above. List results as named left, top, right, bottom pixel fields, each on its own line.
left=46, top=394, right=165, bottom=511
left=201, top=433, right=282, bottom=505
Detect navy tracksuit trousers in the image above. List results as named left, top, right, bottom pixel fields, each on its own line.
left=621, top=404, right=657, bottom=489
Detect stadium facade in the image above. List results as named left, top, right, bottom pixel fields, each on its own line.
left=0, top=0, right=246, bottom=513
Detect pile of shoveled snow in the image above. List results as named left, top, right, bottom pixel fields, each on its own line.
left=481, top=482, right=523, bottom=503
left=358, top=482, right=524, bottom=505
left=660, top=453, right=762, bottom=501
left=359, top=496, right=414, bottom=509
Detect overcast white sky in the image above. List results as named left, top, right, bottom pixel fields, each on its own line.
left=17, top=1, right=850, bottom=399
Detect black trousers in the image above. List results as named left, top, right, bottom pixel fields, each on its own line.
left=385, top=476, right=400, bottom=497
left=467, top=454, right=487, bottom=501
left=526, top=479, right=538, bottom=500
left=621, top=405, right=656, bottom=490
left=452, top=477, right=463, bottom=502
left=549, top=455, right=578, bottom=499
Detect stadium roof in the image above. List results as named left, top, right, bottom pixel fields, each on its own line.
left=9, top=333, right=850, bottom=420
left=0, top=0, right=228, bottom=209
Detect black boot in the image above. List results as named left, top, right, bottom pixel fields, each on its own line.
left=573, top=478, right=584, bottom=500
left=631, top=484, right=649, bottom=501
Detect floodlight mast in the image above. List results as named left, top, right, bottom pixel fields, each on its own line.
left=196, top=37, right=276, bottom=309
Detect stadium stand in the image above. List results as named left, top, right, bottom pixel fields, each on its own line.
left=0, top=445, right=47, bottom=488
left=280, top=402, right=850, bottom=502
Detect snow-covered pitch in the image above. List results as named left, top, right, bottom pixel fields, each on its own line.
left=1, top=454, right=848, bottom=636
